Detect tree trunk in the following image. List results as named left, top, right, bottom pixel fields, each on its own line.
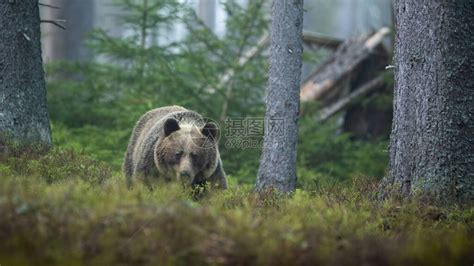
left=387, top=1, right=474, bottom=203
left=256, top=0, right=303, bottom=193
left=197, top=0, right=216, bottom=33
left=41, top=0, right=95, bottom=62
left=0, top=0, right=52, bottom=145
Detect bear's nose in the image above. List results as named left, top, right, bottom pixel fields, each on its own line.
left=180, top=171, right=191, bottom=178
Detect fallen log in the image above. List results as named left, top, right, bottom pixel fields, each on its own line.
left=316, top=76, right=385, bottom=122
left=302, top=30, right=342, bottom=50
left=300, top=27, right=391, bottom=102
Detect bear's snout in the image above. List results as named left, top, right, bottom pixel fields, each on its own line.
left=180, top=170, right=191, bottom=178
left=179, top=170, right=196, bottom=187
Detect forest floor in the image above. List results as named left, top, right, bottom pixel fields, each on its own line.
left=0, top=147, right=473, bottom=266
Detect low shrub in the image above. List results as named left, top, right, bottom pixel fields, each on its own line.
left=0, top=148, right=472, bottom=265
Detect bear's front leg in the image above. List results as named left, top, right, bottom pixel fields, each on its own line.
left=208, top=160, right=227, bottom=189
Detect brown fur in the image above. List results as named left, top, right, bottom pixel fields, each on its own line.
left=123, top=105, right=227, bottom=189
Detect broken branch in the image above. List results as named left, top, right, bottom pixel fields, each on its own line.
left=302, top=30, right=342, bottom=50
left=316, top=76, right=385, bottom=122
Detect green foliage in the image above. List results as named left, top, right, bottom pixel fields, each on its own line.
left=51, top=123, right=129, bottom=168
left=0, top=141, right=112, bottom=185
left=0, top=149, right=473, bottom=265
left=297, top=115, right=389, bottom=187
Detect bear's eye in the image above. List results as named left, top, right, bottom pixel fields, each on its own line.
left=190, top=152, right=200, bottom=163
left=175, top=151, right=183, bottom=160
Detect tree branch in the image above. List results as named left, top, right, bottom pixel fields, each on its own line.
left=38, top=3, right=60, bottom=9
left=218, top=32, right=270, bottom=121
left=41, top=19, right=66, bottom=30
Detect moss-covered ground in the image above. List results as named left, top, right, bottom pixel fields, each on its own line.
left=0, top=147, right=473, bottom=265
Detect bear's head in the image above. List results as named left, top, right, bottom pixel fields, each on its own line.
left=154, top=118, right=219, bottom=187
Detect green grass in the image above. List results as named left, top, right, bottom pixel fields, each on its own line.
left=0, top=147, right=473, bottom=265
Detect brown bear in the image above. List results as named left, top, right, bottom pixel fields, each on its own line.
left=123, top=105, right=227, bottom=189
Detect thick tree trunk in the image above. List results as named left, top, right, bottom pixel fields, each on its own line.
left=256, top=0, right=303, bottom=193
left=0, top=0, right=52, bottom=145
left=387, top=1, right=474, bottom=203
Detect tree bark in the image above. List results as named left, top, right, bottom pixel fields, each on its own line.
left=0, top=0, right=52, bottom=145
left=256, top=0, right=303, bottom=193
left=387, top=0, right=474, bottom=203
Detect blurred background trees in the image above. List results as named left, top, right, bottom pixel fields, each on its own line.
left=40, top=0, right=394, bottom=187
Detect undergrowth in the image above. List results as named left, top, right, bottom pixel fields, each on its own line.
left=0, top=147, right=473, bottom=266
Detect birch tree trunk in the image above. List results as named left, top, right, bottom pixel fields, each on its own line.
left=256, top=0, right=303, bottom=193
left=0, top=0, right=52, bottom=145
left=387, top=0, right=474, bottom=203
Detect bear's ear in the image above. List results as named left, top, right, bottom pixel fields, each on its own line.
left=164, top=118, right=180, bottom=137
left=202, top=122, right=218, bottom=141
